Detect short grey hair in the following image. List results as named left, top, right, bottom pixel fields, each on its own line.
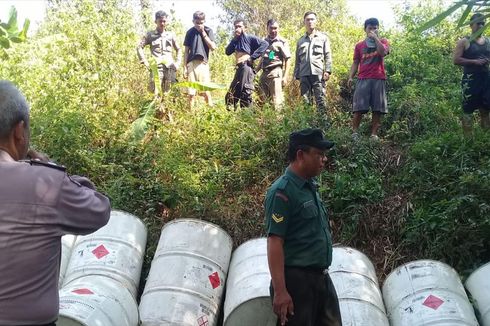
left=0, top=80, right=30, bottom=139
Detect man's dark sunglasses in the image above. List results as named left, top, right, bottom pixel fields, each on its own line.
left=477, top=22, right=485, bottom=26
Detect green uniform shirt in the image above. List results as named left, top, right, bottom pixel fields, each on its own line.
left=265, top=167, right=333, bottom=268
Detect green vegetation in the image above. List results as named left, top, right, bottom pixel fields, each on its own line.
left=0, top=0, right=489, bottom=286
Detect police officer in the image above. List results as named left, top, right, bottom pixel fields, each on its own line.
left=265, top=128, right=342, bottom=326
left=294, top=12, right=333, bottom=127
left=259, top=19, right=291, bottom=109
left=137, top=10, right=182, bottom=96
left=0, top=80, right=110, bottom=326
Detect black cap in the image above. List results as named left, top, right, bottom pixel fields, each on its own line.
left=289, top=128, right=334, bottom=150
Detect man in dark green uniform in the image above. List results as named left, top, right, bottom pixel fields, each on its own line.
left=265, top=128, right=341, bottom=326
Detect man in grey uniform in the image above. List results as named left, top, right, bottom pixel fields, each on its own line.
left=294, top=11, right=333, bottom=127
left=137, top=10, right=181, bottom=96
left=0, top=80, right=111, bottom=326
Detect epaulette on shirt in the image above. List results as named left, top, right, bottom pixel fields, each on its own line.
left=20, top=159, right=66, bottom=172
left=276, top=175, right=289, bottom=191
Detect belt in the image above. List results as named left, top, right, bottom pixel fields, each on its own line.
left=263, top=65, right=282, bottom=72
left=285, top=265, right=328, bottom=275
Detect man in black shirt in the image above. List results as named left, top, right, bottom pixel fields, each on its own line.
left=453, top=13, right=490, bottom=135
left=183, top=11, right=217, bottom=108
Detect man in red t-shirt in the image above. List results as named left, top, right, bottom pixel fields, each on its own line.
left=348, top=18, right=390, bottom=140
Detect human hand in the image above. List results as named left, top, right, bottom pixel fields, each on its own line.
left=474, top=58, right=490, bottom=66
left=183, top=67, right=188, bottom=79
left=273, top=290, right=294, bottom=326
left=347, top=77, right=354, bottom=88
left=323, top=71, right=331, bottom=81
left=282, top=76, right=288, bottom=88
left=195, top=24, right=205, bottom=34
left=368, top=31, right=379, bottom=40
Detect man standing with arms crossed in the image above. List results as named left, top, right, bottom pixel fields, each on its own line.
left=265, top=128, right=342, bottom=326
left=225, top=18, right=268, bottom=109
left=453, top=13, right=490, bottom=135
left=259, top=19, right=291, bottom=109
left=0, top=80, right=110, bottom=326
left=183, top=11, right=216, bottom=108
left=294, top=12, right=333, bottom=127
left=137, top=11, right=181, bottom=97
left=348, top=18, right=389, bottom=141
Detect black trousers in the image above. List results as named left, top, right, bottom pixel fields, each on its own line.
left=270, top=266, right=342, bottom=326
left=225, top=62, right=255, bottom=109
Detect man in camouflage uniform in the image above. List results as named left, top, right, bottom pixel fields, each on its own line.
left=137, top=10, right=181, bottom=96
left=294, top=12, right=333, bottom=126
left=259, top=19, right=291, bottom=109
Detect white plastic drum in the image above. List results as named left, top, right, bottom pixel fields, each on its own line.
left=59, top=234, right=77, bottom=287
left=465, top=262, right=490, bottom=326
left=139, top=219, right=233, bottom=326
left=223, top=238, right=277, bottom=326
left=58, top=275, right=138, bottom=326
left=63, top=210, right=147, bottom=298
left=330, top=247, right=389, bottom=326
left=382, top=260, right=479, bottom=326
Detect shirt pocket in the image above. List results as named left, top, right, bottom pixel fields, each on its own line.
left=299, top=43, right=308, bottom=59
left=301, top=200, right=319, bottom=219
left=312, top=44, right=323, bottom=56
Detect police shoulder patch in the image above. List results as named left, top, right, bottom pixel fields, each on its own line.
left=272, top=213, right=284, bottom=223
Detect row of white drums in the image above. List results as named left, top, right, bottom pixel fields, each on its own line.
left=59, top=215, right=490, bottom=326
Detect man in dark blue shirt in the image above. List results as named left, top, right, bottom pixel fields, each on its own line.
left=225, top=19, right=268, bottom=109
left=183, top=11, right=216, bottom=108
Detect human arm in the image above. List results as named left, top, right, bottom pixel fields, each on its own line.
left=281, top=41, right=292, bottom=86
left=323, top=36, right=333, bottom=81
left=172, top=35, right=182, bottom=69
left=282, top=59, right=291, bottom=87
left=368, top=32, right=389, bottom=57
left=225, top=38, right=237, bottom=56
left=265, top=188, right=293, bottom=325
left=293, top=42, right=300, bottom=80
left=57, top=174, right=110, bottom=235
left=202, top=27, right=217, bottom=51
left=183, top=46, right=190, bottom=78
left=136, top=34, right=150, bottom=68
left=251, top=36, right=269, bottom=61
left=268, top=235, right=294, bottom=326
left=348, top=59, right=359, bottom=88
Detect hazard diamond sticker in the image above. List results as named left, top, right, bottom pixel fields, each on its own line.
left=197, top=315, right=209, bottom=326
left=72, top=288, right=94, bottom=295
left=92, top=244, right=109, bottom=259
left=422, top=294, right=444, bottom=310
left=208, top=272, right=221, bottom=289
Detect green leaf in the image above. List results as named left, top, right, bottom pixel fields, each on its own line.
left=0, top=36, right=11, bottom=49
left=7, top=6, right=18, bottom=33
left=148, top=57, right=160, bottom=97
left=457, top=4, right=474, bottom=28
left=0, top=25, right=7, bottom=37
left=130, top=99, right=157, bottom=142
left=174, top=81, right=227, bottom=91
left=18, top=19, right=30, bottom=41
left=417, top=2, right=464, bottom=33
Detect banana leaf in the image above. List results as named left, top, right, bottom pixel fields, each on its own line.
left=175, top=81, right=226, bottom=91
left=417, top=1, right=464, bottom=32
left=130, top=99, right=157, bottom=142
left=6, top=6, right=18, bottom=33
left=0, top=36, right=11, bottom=49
